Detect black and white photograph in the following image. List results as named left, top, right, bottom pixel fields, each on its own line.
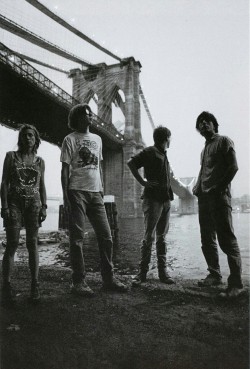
left=0, top=1, right=249, bottom=368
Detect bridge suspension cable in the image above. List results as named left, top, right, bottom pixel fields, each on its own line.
left=139, top=84, right=155, bottom=129
left=0, top=14, right=92, bottom=67
left=4, top=48, right=125, bottom=125
left=14, top=51, right=69, bottom=74
left=1, top=3, right=156, bottom=130
left=0, top=41, right=124, bottom=144
left=25, top=0, right=122, bottom=62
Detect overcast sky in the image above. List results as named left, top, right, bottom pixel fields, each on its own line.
left=0, top=0, right=249, bottom=197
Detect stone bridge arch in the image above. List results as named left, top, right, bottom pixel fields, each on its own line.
left=69, top=57, right=144, bottom=217
left=69, top=57, right=142, bottom=144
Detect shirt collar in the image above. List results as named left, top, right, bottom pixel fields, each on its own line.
left=205, top=133, right=218, bottom=144
left=154, top=144, right=165, bottom=154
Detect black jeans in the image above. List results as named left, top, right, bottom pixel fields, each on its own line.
left=198, top=192, right=243, bottom=288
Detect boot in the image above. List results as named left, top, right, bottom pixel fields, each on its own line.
left=158, top=270, right=175, bottom=285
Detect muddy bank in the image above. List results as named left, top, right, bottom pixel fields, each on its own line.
left=1, top=264, right=249, bottom=369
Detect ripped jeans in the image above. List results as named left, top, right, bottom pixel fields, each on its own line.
left=68, top=190, right=114, bottom=283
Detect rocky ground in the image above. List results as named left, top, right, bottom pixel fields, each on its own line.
left=0, top=261, right=249, bottom=369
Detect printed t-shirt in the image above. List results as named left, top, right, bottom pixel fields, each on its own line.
left=60, top=132, right=103, bottom=192
left=7, top=151, right=43, bottom=200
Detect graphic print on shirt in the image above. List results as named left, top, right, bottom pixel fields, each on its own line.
left=15, top=166, right=40, bottom=197
left=76, top=138, right=98, bottom=169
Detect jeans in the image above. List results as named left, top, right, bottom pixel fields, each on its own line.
left=68, top=190, right=114, bottom=283
left=198, top=192, right=243, bottom=288
left=139, top=197, right=171, bottom=276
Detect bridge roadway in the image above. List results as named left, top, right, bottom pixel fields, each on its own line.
left=0, top=42, right=124, bottom=149
left=0, top=42, right=195, bottom=217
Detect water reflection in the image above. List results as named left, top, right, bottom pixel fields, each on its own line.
left=0, top=213, right=249, bottom=281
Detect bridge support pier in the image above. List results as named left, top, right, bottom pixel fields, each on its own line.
left=179, top=197, right=197, bottom=215
left=121, top=141, right=144, bottom=218
left=70, top=57, right=144, bottom=218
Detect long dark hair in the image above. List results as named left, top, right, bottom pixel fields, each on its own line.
left=17, top=124, right=41, bottom=153
left=196, top=111, right=219, bottom=133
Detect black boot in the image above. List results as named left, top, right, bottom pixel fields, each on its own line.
left=158, top=270, right=175, bottom=285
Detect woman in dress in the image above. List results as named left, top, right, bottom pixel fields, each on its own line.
left=1, top=124, right=47, bottom=305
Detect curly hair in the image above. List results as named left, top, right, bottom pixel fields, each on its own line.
left=196, top=111, right=219, bottom=133
left=68, top=103, right=92, bottom=130
left=17, top=124, right=41, bottom=153
left=153, top=125, right=171, bottom=145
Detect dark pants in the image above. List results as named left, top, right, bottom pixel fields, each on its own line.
left=68, top=190, right=114, bottom=284
left=198, top=192, right=243, bottom=288
left=139, top=197, right=171, bottom=276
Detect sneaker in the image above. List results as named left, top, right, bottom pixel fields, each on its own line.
left=1, top=282, right=16, bottom=307
left=219, top=287, right=244, bottom=299
left=132, top=274, right=147, bottom=287
left=159, top=275, right=175, bottom=285
left=29, top=282, right=41, bottom=303
left=70, top=281, right=95, bottom=297
left=103, top=278, right=128, bottom=292
left=198, top=274, right=222, bottom=287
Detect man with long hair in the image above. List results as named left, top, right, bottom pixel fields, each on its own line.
left=61, top=104, right=127, bottom=296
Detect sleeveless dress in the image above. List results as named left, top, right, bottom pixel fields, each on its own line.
left=5, top=151, right=43, bottom=229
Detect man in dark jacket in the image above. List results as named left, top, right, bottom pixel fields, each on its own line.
left=127, top=125, right=192, bottom=285
left=193, top=111, right=243, bottom=298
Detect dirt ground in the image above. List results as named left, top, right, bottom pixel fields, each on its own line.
left=0, top=262, right=249, bottom=369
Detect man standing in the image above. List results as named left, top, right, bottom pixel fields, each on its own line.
left=127, top=125, right=192, bottom=285
left=61, top=103, right=127, bottom=296
left=193, top=111, right=243, bottom=298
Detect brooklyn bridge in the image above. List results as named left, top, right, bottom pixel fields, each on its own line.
left=0, top=0, right=195, bottom=217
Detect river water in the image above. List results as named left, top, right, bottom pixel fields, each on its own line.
left=0, top=201, right=249, bottom=282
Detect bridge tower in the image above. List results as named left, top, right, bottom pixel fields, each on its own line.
left=69, top=57, right=144, bottom=217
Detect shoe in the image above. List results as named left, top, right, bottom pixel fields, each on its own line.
left=1, top=282, right=16, bottom=307
left=103, top=278, right=128, bottom=292
left=219, top=287, right=244, bottom=299
left=198, top=274, right=222, bottom=287
left=132, top=273, right=147, bottom=287
left=70, top=281, right=95, bottom=297
left=29, top=282, right=41, bottom=303
left=159, top=275, right=175, bottom=285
